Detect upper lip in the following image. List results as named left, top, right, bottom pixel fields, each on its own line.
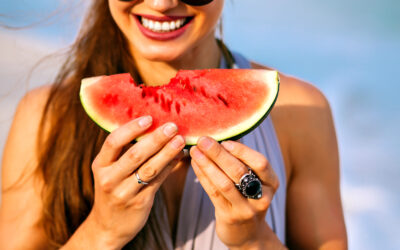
left=134, top=14, right=193, bottom=21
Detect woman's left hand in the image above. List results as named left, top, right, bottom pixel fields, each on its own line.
left=190, top=137, right=286, bottom=250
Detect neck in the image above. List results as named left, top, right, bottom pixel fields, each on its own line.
left=131, top=35, right=221, bottom=86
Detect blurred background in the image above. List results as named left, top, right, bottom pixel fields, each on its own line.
left=1, top=0, right=399, bottom=249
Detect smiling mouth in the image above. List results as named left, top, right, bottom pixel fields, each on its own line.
left=136, top=15, right=194, bottom=33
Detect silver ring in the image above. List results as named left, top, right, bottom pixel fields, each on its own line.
left=235, top=169, right=262, bottom=199
left=135, top=172, right=149, bottom=185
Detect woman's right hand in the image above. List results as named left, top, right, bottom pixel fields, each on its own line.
left=64, top=116, right=185, bottom=249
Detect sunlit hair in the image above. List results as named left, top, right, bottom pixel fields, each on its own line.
left=36, top=0, right=168, bottom=248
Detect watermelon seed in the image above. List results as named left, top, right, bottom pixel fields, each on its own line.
left=166, top=99, right=172, bottom=111
left=200, top=87, right=207, bottom=97
left=154, top=92, right=159, bottom=103
left=193, top=86, right=197, bottom=92
left=160, top=93, right=165, bottom=108
left=175, top=102, right=181, bottom=114
left=141, top=89, right=146, bottom=98
left=217, top=94, right=229, bottom=107
left=126, top=107, right=133, bottom=118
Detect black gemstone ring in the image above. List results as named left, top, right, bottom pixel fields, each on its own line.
left=235, top=169, right=262, bottom=199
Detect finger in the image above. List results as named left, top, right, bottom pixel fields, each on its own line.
left=197, top=137, right=248, bottom=183
left=190, top=146, right=248, bottom=206
left=94, top=116, right=153, bottom=167
left=114, top=139, right=185, bottom=201
left=191, top=160, right=230, bottom=210
left=136, top=135, right=185, bottom=184
left=115, top=122, right=179, bottom=178
left=247, top=185, right=276, bottom=212
left=221, top=141, right=279, bottom=190
left=112, top=160, right=176, bottom=209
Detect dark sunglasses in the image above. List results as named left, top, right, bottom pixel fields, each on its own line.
left=118, top=0, right=214, bottom=7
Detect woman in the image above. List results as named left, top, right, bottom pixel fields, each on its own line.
left=0, top=0, right=347, bottom=249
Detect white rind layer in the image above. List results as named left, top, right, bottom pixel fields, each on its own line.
left=80, top=70, right=280, bottom=145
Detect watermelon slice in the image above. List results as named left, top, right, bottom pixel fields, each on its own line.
left=80, top=69, right=279, bottom=145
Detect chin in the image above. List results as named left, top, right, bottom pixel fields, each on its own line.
left=132, top=42, right=191, bottom=63
left=142, top=49, right=185, bottom=62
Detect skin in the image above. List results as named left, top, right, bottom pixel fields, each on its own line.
left=0, top=0, right=347, bottom=249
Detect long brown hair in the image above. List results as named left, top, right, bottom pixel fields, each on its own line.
left=36, top=0, right=168, bottom=248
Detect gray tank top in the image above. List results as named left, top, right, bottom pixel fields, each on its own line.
left=158, top=52, right=287, bottom=249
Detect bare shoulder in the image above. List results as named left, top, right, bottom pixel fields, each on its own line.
left=251, top=63, right=346, bottom=248
left=251, top=61, right=336, bottom=172
left=0, top=85, right=51, bottom=249
left=252, top=60, right=339, bottom=173
left=2, top=85, right=52, bottom=189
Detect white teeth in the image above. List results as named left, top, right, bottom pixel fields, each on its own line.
left=154, top=21, right=161, bottom=31
left=148, top=20, right=154, bottom=29
left=175, top=20, right=181, bottom=28
left=170, top=21, right=176, bottom=30
left=140, top=17, right=187, bottom=33
left=162, top=22, right=169, bottom=31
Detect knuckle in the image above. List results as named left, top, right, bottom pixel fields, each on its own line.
left=104, top=135, right=118, bottom=149
left=209, top=188, right=220, bottom=199
left=240, top=209, right=256, bottom=221
left=234, top=143, right=245, bottom=156
left=224, top=215, right=240, bottom=225
left=164, top=146, right=180, bottom=159
left=219, top=180, right=235, bottom=193
left=127, top=148, right=142, bottom=163
left=211, top=142, right=223, bottom=157
left=272, top=177, right=280, bottom=191
left=98, top=177, right=114, bottom=193
left=257, top=197, right=271, bottom=212
left=112, top=192, right=129, bottom=206
left=254, top=156, right=269, bottom=170
left=234, top=165, right=248, bottom=181
left=140, top=166, right=158, bottom=180
left=131, top=194, right=153, bottom=210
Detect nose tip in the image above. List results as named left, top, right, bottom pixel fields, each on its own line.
left=144, top=0, right=179, bottom=12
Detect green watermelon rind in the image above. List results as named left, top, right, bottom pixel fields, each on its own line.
left=80, top=70, right=280, bottom=146
left=80, top=76, right=118, bottom=133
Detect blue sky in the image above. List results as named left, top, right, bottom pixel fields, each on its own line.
left=1, top=0, right=400, bottom=249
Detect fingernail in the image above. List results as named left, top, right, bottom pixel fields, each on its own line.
left=222, top=141, right=234, bottom=151
left=138, top=116, right=152, bottom=127
left=198, top=137, right=213, bottom=150
left=171, top=135, right=184, bottom=149
left=192, top=147, right=205, bottom=159
left=163, top=123, right=178, bottom=137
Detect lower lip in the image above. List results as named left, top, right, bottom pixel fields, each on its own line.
left=133, top=16, right=193, bottom=41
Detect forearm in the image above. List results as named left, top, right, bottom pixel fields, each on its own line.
left=61, top=214, right=122, bottom=250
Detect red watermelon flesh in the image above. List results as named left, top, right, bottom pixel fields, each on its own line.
left=80, top=69, right=279, bottom=145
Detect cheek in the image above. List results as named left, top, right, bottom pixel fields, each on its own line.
left=108, top=1, right=132, bottom=33
left=194, top=1, right=224, bottom=36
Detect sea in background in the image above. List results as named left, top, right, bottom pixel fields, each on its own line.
left=1, top=0, right=399, bottom=249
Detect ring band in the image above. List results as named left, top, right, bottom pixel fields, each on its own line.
left=235, top=169, right=262, bottom=199
left=135, top=172, right=149, bottom=185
